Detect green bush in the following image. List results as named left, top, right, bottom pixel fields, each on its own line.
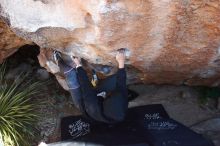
left=0, top=62, right=43, bottom=146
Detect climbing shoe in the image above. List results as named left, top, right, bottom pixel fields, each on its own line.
left=53, top=50, right=62, bottom=65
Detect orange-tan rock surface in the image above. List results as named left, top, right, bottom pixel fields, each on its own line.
left=0, top=0, right=220, bottom=87
left=0, top=19, right=29, bottom=63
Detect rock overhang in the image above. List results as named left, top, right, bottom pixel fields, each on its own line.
left=0, top=0, right=220, bottom=88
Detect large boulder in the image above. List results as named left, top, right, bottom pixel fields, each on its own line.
left=0, top=0, right=220, bottom=88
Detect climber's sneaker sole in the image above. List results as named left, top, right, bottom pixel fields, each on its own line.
left=53, top=50, right=62, bottom=65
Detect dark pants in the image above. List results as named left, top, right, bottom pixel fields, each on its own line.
left=96, top=72, right=128, bottom=122
left=58, top=59, right=128, bottom=123
left=58, top=59, right=84, bottom=112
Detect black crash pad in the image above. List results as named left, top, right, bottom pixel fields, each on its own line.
left=143, top=119, right=214, bottom=146
left=60, top=104, right=214, bottom=146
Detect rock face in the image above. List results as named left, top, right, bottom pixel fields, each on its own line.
left=0, top=0, right=220, bottom=87
left=0, top=19, right=29, bottom=63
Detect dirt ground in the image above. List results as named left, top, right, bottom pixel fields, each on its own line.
left=129, top=84, right=219, bottom=126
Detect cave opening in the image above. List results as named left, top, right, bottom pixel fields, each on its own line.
left=7, top=44, right=40, bottom=68
left=4, top=44, right=52, bottom=81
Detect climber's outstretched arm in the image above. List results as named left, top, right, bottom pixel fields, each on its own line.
left=115, top=49, right=127, bottom=97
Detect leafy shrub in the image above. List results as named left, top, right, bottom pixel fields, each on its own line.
left=0, top=62, right=44, bottom=146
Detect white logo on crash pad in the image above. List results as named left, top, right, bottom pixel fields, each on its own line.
left=68, top=119, right=90, bottom=139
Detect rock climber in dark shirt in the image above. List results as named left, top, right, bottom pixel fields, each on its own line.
left=53, top=49, right=128, bottom=123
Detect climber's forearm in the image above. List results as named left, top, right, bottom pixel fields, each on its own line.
left=118, top=62, right=125, bottom=69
